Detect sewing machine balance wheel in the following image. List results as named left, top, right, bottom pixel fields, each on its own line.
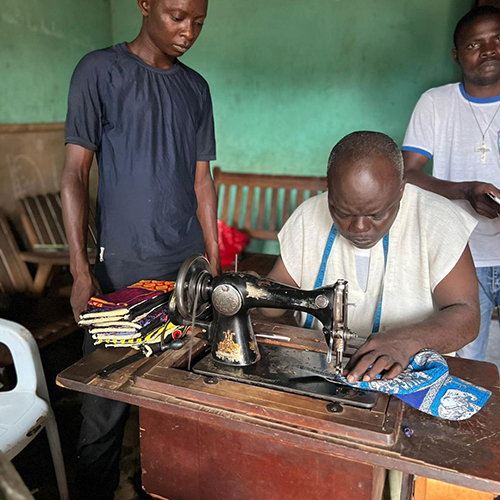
left=175, top=254, right=213, bottom=321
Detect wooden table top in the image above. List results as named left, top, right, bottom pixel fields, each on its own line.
left=57, top=318, right=500, bottom=494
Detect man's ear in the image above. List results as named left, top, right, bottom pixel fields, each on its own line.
left=399, top=179, right=407, bottom=199
left=452, top=48, right=460, bottom=66
left=137, top=0, right=151, bottom=17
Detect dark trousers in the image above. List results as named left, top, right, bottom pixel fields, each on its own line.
left=75, top=258, right=177, bottom=500
left=75, top=334, right=130, bottom=500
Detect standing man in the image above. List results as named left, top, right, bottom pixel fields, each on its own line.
left=403, top=6, right=500, bottom=361
left=61, top=0, right=220, bottom=498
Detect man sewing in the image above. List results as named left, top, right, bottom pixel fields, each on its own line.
left=61, top=0, right=219, bottom=498
left=402, top=6, right=500, bottom=361
left=267, top=131, right=479, bottom=384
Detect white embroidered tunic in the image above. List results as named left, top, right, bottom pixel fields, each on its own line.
left=278, top=184, right=477, bottom=338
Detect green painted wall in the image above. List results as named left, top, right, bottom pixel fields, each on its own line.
left=1, top=0, right=473, bottom=168
left=0, top=0, right=473, bottom=170
left=111, top=0, right=471, bottom=176
left=0, top=0, right=112, bottom=123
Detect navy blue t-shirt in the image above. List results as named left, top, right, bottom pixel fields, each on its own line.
left=65, top=42, right=216, bottom=281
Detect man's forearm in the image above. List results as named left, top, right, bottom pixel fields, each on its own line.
left=62, top=145, right=100, bottom=321
left=61, top=146, right=94, bottom=279
left=62, top=170, right=92, bottom=276
left=195, top=163, right=220, bottom=271
left=398, top=302, right=479, bottom=355
left=345, top=301, right=479, bottom=383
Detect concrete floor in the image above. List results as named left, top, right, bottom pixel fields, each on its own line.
left=8, top=318, right=500, bottom=500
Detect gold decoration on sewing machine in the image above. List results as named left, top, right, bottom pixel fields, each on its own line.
left=216, top=330, right=243, bottom=363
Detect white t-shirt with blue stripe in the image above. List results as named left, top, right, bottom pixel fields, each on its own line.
left=403, top=82, right=500, bottom=267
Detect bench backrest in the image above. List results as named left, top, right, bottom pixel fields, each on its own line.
left=0, top=212, right=32, bottom=294
left=18, top=192, right=97, bottom=250
left=213, top=167, right=327, bottom=241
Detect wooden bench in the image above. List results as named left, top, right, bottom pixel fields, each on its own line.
left=18, top=192, right=97, bottom=250
left=1, top=210, right=82, bottom=296
left=17, top=192, right=97, bottom=294
left=0, top=211, right=78, bottom=365
left=213, top=167, right=327, bottom=241
left=0, top=213, right=33, bottom=296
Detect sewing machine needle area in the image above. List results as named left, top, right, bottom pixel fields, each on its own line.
left=192, top=343, right=378, bottom=408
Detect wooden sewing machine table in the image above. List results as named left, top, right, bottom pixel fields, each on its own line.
left=57, top=319, right=500, bottom=500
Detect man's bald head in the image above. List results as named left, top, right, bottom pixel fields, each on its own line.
left=327, top=131, right=404, bottom=184
left=143, top=0, right=207, bottom=9
left=326, top=131, right=406, bottom=249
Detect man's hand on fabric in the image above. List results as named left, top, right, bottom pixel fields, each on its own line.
left=343, top=330, right=419, bottom=383
left=464, top=181, right=500, bottom=218
left=70, top=271, right=102, bottom=323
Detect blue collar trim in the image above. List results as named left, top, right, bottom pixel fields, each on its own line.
left=459, top=82, right=500, bottom=103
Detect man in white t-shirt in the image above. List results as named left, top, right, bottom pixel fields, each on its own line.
left=267, top=131, right=479, bottom=384
left=403, top=6, right=500, bottom=361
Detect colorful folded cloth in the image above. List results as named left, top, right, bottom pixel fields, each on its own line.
left=93, top=322, right=189, bottom=348
left=81, top=281, right=174, bottom=322
left=85, top=303, right=169, bottom=334
left=336, top=350, right=491, bottom=421
left=91, top=314, right=166, bottom=342
left=79, top=280, right=188, bottom=349
left=87, top=280, right=175, bottom=311
left=79, top=294, right=169, bottom=323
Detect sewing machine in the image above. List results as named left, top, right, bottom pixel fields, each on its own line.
left=169, top=254, right=376, bottom=408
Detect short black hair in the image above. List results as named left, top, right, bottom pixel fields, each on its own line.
left=454, top=6, right=500, bottom=47
left=327, top=131, right=404, bottom=181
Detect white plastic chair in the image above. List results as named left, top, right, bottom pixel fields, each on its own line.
left=0, top=319, right=69, bottom=500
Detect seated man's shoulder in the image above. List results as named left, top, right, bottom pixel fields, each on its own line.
left=297, top=191, right=329, bottom=214
left=282, top=192, right=329, bottom=231
left=405, top=184, right=476, bottom=225
left=407, top=183, right=455, bottom=210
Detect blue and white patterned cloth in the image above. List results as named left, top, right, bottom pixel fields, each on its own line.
left=338, top=350, right=491, bottom=421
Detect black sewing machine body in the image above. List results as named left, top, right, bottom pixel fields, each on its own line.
left=208, top=272, right=341, bottom=366
left=170, top=255, right=376, bottom=408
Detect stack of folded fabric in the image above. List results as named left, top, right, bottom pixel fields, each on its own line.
left=79, top=279, right=189, bottom=348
